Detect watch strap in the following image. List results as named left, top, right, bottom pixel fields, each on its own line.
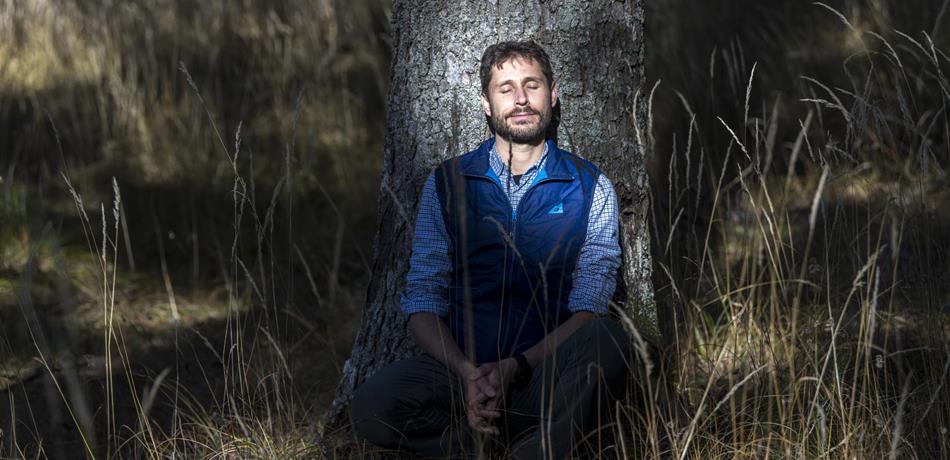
left=512, top=353, right=532, bottom=389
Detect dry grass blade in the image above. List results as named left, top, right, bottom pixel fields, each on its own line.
left=813, top=2, right=856, bottom=33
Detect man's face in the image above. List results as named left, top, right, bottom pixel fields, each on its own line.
left=481, top=57, right=558, bottom=145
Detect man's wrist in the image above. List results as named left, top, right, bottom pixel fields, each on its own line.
left=501, top=357, right=518, bottom=378
left=454, top=359, right=477, bottom=378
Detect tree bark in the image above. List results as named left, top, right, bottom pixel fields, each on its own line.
left=326, top=0, right=653, bottom=428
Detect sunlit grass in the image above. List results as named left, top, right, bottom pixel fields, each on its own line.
left=0, top=0, right=104, bottom=92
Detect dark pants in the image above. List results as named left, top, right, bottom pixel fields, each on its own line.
left=350, top=317, right=632, bottom=459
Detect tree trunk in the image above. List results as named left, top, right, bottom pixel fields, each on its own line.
left=326, top=0, right=653, bottom=428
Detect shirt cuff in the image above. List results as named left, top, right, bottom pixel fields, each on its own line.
left=567, top=277, right=615, bottom=315
left=400, top=295, right=449, bottom=317
left=567, top=302, right=610, bottom=315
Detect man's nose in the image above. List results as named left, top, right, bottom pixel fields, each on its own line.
left=514, top=87, right=528, bottom=105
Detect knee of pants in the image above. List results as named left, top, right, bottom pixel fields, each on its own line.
left=350, top=380, right=402, bottom=447
left=589, top=317, right=633, bottom=381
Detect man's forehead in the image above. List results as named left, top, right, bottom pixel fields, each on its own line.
left=493, top=55, right=537, bottom=70
left=491, top=57, right=545, bottom=81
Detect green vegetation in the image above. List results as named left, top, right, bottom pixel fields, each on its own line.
left=1, top=0, right=948, bottom=458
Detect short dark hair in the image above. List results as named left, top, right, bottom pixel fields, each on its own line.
left=479, top=41, right=555, bottom=95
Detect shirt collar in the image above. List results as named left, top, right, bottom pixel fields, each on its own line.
left=489, top=141, right=549, bottom=179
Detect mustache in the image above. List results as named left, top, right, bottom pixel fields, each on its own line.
left=506, top=108, right=539, bottom=117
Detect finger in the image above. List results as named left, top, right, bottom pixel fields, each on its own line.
left=485, top=366, right=501, bottom=386
left=467, top=411, right=484, bottom=429
left=466, top=382, right=488, bottom=402
left=475, top=396, right=501, bottom=418
left=488, top=370, right=500, bottom=388
left=476, top=407, right=501, bottom=419
left=472, top=390, right=492, bottom=404
left=467, top=402, right=500, bottom=431
left=468, top=399, right=500, bottom=416
left=471, top=365, right=492, bottom=380
left=473, top=383, right=492, bottom=399
left=467, top=411, right=500, bottom=436
left=475, top=423, right=500, bottom=436
left=476, top=378, right=496, bottom=398
left=470, top=417, right=499, bottom=436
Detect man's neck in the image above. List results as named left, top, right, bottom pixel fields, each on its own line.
left=494, top=136, right=546, bottom=175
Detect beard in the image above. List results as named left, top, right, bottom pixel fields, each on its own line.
left=490, top=105, right=551, bottom=144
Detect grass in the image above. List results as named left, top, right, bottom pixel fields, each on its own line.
left=1, top=0, right=949, bottom=458
left=2, top=0, right=385, bottom=457
left=640, top=1, right=950, bottom=457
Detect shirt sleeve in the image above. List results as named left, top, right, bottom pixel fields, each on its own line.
left=568, top=174, right=622, bottom=314
left=400, top=173, right=451, bottom=317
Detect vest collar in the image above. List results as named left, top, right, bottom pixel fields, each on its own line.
left=460, top=138, right=575, bottom=182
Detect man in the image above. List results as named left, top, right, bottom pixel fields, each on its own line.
left=351, top=40, right=631, bottom=459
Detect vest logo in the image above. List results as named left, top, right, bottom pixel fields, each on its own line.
left=548, top=202, right=564, bottom=214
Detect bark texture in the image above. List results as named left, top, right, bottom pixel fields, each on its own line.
left=326, top=0, right=653, bottom=427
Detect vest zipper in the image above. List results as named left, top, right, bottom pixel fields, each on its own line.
left=463, top=174, right=572, bottom=275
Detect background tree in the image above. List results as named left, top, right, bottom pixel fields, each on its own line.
left=327, top=0, right=653, bottom=426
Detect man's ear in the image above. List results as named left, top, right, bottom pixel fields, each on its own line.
left=551, top=81, right=559, bottom=107
left=481, top=93, right=491, bottom=117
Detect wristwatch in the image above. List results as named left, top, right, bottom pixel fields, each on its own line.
left=511, top=352, right=533, bottom=390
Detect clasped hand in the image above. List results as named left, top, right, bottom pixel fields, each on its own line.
left=462, top=358, right=518, bottom=436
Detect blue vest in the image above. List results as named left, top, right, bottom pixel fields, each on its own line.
left=434, top=138, right=601, bottom=364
